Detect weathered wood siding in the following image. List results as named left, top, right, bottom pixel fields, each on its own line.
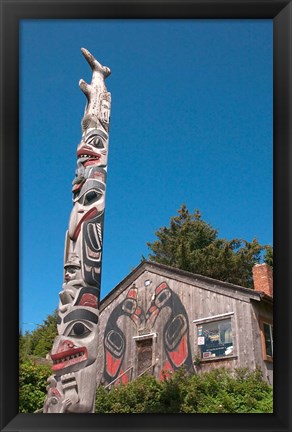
left=250, top=300, right=273, bottom=385
left=97, top=267, right=272, bottom=385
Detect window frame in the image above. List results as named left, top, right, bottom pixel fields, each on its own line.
left=259, top=317, right=273, bottom=362
left=193, top=312, right=236, bottom=362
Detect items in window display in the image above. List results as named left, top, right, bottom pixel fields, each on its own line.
left=198, top=318, right=233, bottom=359
left=44, top=48, right=111, bottom=413
left=197, top=336, right=205, bottom=345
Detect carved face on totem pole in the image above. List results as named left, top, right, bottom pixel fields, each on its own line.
left=64, top=265, right=80, bottom=282
left=63, top=253, right=82, bottom=283
left=44, top=47, right=111, bottom=413
left=68, top=169, right=106, bottom=287
left=48, top=305, right=100, bottom=413
left=52, top=308, right=99, bottom=376
left=50, top=285, right=100, bottom=413
left=59, top=254, right=83, bottom=312
left=72, top=128, right=108, bottom=195
left=68, top=175, right=106, bottom=242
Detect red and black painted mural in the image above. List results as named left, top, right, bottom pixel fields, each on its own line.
left=146, top=282, right=194, bottom=379
left=102, top=281, right=194, bottom=385
left=103, top=286, right=145, bottom=384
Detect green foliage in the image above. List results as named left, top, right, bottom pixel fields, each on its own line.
left=147, top=205, right=272, bottom=288
left=95, top=374, right=163, bottom=413
left=20, top=310, right=58, bottom=359
left=30, top=310, right=59, bottom=357
left=19, top=358, right=51, bottom=413
left=19, top=362, right=272, bottom=414
left=19, top=331, right=33, bottom=361
left=181, top=368, right=273, bottom=413
left=95, top=367, right=273, bottom=414
left=264, top=245, right=273, bottom=268
left=19, top=311, right=58, bottom=412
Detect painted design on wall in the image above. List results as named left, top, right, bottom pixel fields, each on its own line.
left=145, top=282, right=194, bottom=379
left=102, top=282, right=194, bottom=385
left=103, top=286, right=144, bottom=385
left=44, top=48, right=111, bottom=413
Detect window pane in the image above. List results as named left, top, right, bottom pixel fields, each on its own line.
left=198, top=318, right=233, bottom=359
left=263, top=323, right=273, bottom=357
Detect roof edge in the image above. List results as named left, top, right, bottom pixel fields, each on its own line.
left=100, top=260, right=268, bottom=310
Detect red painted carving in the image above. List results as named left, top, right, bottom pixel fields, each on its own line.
left=78, top=293, right=98, bottom=308
left=51, top=343, right=88, bottom=372
left=72, top=207, right=98, bottom=241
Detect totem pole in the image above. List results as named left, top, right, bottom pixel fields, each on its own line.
left=43, top=48, right=111, bottom=413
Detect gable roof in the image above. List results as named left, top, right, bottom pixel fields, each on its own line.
left=100, top=260, right=271, bottom=312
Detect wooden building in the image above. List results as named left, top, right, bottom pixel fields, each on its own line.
left=96, top=261, right=273, bottom=387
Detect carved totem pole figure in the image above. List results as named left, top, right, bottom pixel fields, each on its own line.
left=43, top=48, right=111, bottom=413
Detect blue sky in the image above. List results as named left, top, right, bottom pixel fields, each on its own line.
left=20, top=19, right=273, bottom=333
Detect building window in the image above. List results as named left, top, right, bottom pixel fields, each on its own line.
left=197, top=318, right=233, bottom=359
left=261, top=320, right=273, bottom=360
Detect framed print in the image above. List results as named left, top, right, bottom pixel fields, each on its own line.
left=0, top=1, right=291, bottom=431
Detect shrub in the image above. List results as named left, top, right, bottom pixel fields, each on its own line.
left=96, top=374, right=163, bottom=413
left=19, top=362, right=272, bottom=414
left=95, top=367, right=273, bottom=414
left=19, top=359, right=51, bottom=413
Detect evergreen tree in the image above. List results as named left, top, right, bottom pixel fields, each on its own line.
left=19, top=330, right=33, bottom=360
left=29, top=310, right=59, bottom=358
left=264, top=245, right=273, bottom=268
left=147, top=205, right=272, bottom=288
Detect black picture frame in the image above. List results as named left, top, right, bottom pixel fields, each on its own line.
left=0, top=1, right=291, bottom=431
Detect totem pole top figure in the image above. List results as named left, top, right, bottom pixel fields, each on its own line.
left=72, top=49, right=111, bottom=195
left=79, top=48, right=111, bottom=132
